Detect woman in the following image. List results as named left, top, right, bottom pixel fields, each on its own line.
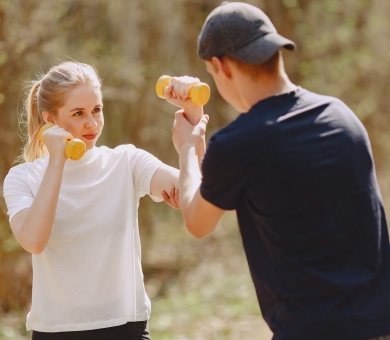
left=3, top=61, right=181, bottom=339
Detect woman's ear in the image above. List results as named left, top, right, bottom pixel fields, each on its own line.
left=42, top=112, right=55, bottom=125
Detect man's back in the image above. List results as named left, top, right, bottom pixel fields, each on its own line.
left=200, top=87, right=390, bottom=339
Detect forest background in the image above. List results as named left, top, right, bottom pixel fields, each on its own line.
left=0, top=0, right=389, bottom=339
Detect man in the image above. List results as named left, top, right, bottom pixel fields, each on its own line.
left=166, top=2, right=390, bottom=339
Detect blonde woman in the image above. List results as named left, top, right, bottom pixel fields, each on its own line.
left=3, top=61, right=182, bottom=339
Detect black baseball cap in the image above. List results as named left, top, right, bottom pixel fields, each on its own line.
left=198, top=1, right=296, bottom=64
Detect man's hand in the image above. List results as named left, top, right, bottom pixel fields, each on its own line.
left=172, top=110, right=209, bottom=156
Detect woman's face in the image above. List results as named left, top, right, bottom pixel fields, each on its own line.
left=54, top=85, right=104, bottom=150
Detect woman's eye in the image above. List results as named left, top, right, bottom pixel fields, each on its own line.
left=93, top=107, right=101, bottom=114
left=73, top=111, right=83, bottom=117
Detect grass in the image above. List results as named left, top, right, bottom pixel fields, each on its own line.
left=0, top=212, right=272, bottom=339
left=0, top=310, right=31, bottom=339
left=146, top=211, right=272, bottom=339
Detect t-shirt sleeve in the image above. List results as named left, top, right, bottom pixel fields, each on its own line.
left=3, top=166, right=34, bottom=222
left=200, top=138, right=244, bottom=210
left=127, top=146, right=164, bottom=200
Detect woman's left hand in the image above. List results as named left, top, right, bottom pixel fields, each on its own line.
left=162, top=186, right=180, bottom=209
left=164, top=76, right=204, bottom=126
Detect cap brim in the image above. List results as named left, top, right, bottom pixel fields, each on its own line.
left=228, top=32, right=296, bottom=64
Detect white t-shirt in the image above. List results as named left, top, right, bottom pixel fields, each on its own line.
left=3, top=144, right=163, bottom=332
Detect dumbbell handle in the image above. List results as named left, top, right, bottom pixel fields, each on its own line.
left=38, top=124, right=86, bottom=160
left=156, top=75, right=210, bottom=106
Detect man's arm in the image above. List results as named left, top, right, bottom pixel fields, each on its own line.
left=163, top=76, right=225, bottom=236
left=163, top=76, right=206, bottom=168
left=177, top=142, right=224, bottom=238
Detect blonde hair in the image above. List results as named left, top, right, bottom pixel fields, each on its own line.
left=20, top=61, right=101, bottom=162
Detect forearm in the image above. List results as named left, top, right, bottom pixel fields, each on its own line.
left=178, top=146, right=214, bottom=237
left=12, top=158, right=65, bottom=254
left=183, top=106, right=205, bottom=168
left=178, top=145, right=202, bottom=202
left=198, top=137, right=206, bottom=169
left=173, top=110, right=216, bottom=236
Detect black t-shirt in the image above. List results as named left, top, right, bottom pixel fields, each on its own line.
left=201, top=87, right=390, bottom=339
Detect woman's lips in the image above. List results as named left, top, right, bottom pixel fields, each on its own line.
left=83, top=133, right=97, bottom=140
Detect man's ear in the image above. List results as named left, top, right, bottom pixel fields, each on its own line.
left=210, top=57, right=221, bottom=73
left=211, top=56, right=232, bottom=79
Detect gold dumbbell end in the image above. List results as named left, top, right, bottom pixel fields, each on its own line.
left=190, top=83, right=210, bottom=106
left=65, top=139, right=86, bottom=160
left=155, top=75, right=172, bottom=99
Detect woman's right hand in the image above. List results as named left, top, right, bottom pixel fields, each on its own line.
left=41, top=125, right=72, bottom=163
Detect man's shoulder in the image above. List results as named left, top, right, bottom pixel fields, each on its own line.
left=298, top=87, right=349, bottom=109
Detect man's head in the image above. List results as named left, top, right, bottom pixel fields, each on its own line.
left=198, top=2, right=296, bottom=64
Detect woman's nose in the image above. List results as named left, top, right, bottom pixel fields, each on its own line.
left=85, top=114, right=98, bottom=128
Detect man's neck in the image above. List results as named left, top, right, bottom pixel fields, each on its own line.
left=238, top=71, right=296, bottom=112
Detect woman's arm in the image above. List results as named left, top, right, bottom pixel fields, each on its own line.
left=10, top=126, right=69, bottom=254
left=150, top=164, right=180, bottom=209
left=11, top=157, right=66, bottom=254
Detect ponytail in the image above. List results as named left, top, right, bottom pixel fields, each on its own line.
left=20, top=80, right=47, bottom=162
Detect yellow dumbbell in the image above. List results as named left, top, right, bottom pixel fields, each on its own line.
left=38, top=124, right=86, bottom=160
left=156, top=75, right=210, bottom=106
